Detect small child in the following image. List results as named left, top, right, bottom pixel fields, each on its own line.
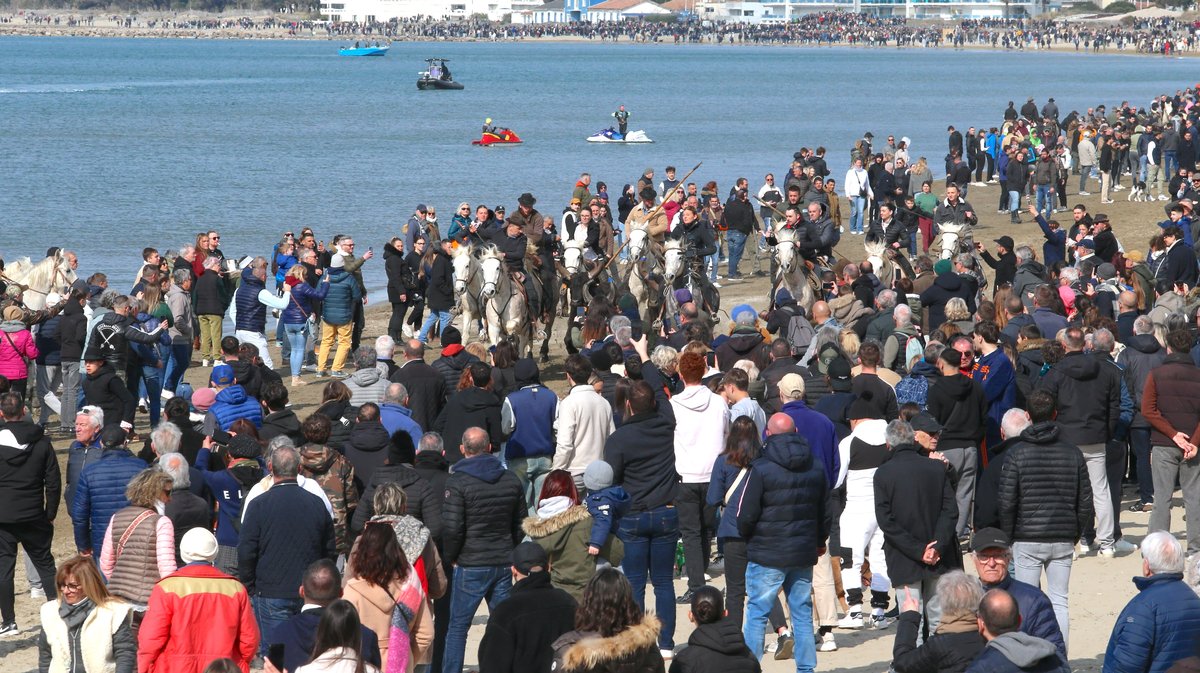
left=582, top=460, right=630, bottom=557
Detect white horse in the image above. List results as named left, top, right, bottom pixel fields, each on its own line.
left=770, top=227, right=816, bottom=312
left=933, top=221, right=972, bottom=261
left=863, top=236, right=900, bottom=290
left=451, top=244, right=485, bottom=341
left=478, top=246, right=530, bottom=355
left=4, top=252, right=76, bottom=311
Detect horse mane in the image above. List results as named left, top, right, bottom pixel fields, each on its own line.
left=663, top=239, right=683, bottom=251
left=10, top=255, right=63, bottom=289
left=863, top=236, right=887, bottom=257
left=477, top=244, right=502, bottom=261
left=774, top=227, right=797, bottom=242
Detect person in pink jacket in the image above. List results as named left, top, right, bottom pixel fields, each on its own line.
left=0, top=305, right=39, bottom=397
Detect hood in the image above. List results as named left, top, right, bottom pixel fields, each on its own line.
left=414, top=451, right=450, bottom=473
left=1128, top=333, right=1162, bottom=355
left=1018, top=337, right=1047, bottom=354
left=935, top=373, right=975, bottom=400
left=99, top=311, right=127, bottom=328
left=1156, top=292, right=1185, bottom=313
left=300, top=443, right=338, bottom=474
left=723, top=332, right=764, bottom=355
left=264, top=408, right=301, bottom=432
left=0, top=320, right=25, bottom=333
left=371, top=514, right=430, bottom=562
left=240, top=267, right=263, bottom=287
left=455, top=386, right=499, bottom=413
left=761, top=432, right=813, bottom=472
left=347, top=578, right=397, bottom=614
left=62, top=300, right=83, bottom=317
left=1018, top=420, right=1061, bottom=445
left=229, top=460, right=264, bottom=487
left=348, top=420, right=389, bottom=453
left=215, top=385, right=249, bottom=405
left=672, top=385, right=718, bottom=413
left=986, top=632, right=1062, bottom=668
left=383, top=244, right=403, bottom=260
left=910, top=360, right=940, bottom=378
left=523, top=503, right=590, bottom=538
left=687, top=619, right=751, bottom=656
left=451, top=453, right=506, bottom=484
left=85, top=362, right=116, bottom=381
left=349, top=367, right=382, bottom=387
left=317, top=398, right=351, bottom=421
left=989, top=436, right=1021, bottom=459
left=1017, top=260, right=1046, bottom=276
left=934, top=272, right=963, bottom=291
left=1054, top=351, right=1100, bottom=381
left=560, top=616, right=662, bottom=672
left=0, top=420, right=45, bottom=466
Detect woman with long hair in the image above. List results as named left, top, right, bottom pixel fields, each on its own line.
left=351, top=482, right=446, bottom=600
left=344, top=524, right=432, bottom=673
left=99, top=468, right=177, bottom=631
left=704, top=417, right=761, bottom=627
left=316, top=380, right=357, bottom=450
left=281, top=263, right=331, bottom=386
left=552, top=568, right=664, bottom=672
left=38, top=555, right=135, bottom=673
left=384, top=236, right=412, bottom=342
left=522, top=470, right=622, bottom=601
left=295, top=599, right=380, bottom=673
left=490, top=340, right=518, bottom=399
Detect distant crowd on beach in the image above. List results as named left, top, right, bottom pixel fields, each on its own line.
left=2, top=10, right=1197, bottom=53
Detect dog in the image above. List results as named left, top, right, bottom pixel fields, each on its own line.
left=1128, top=180, right=1152, bottom=203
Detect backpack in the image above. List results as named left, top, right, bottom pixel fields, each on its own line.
left=886, top=329, right=925, bottom=375
left=783, top=309, right=816, bottom=357
left=895, top=373, right=929, bottom=409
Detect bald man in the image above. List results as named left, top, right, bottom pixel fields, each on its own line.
left=971, top=589, right=1070, bottom=672
left=737, top=412, right=831, bottom=670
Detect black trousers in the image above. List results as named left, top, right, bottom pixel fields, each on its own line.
left=0, top=519, right=57, bottom=622
left=676, top=482, right=716, bottom=590
left=722, top=538, right=788, bottom=631
left=388, top=301, right=422, bottom=340
left=350, top=301, right=365, bottom=352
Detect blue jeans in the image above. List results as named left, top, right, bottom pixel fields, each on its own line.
left=253, top=595, right=302, bottom=657
left=162, top=343, right=192, bottom=393
left=442, top=565, right=511, bottom=673
left=1036, top=184, right=1054, bottom=218
left=284, top=323, right=308, bottom=377
left=419, top=310, right=452, bottom=343
left=137, top=362, right=163, bottom=427
left=1012, top=540, right=1073, bottom=648
left=1008, top=190, right=1022, bottom=215
left=726, top=230, right=748, bottom=277
left=849, top=196, right=865, bottom=233
left=744, top=562, right=816, bottom=673
left=1165, top=150, right=1178, bottom=177
left=507, top=455, right=553, bottom=513
left=617, top=506, right=678, bottom=650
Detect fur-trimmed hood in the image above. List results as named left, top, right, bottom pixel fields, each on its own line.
left=522, top=503, right=590, bottom=538
left=555, top=615, right=662, bottom=672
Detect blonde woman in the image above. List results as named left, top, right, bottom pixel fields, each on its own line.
left=99, top=468, right=177, bottom=631
left=39, top=555, right=135, bottom=673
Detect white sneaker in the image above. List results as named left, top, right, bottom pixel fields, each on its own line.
left=201, top=359, right=211, bottom=367
left=29, top=586, right=45, bottom=601
left=837, top=612, right=863, bottom=629
left=1078, top=191, right=1090, bottom=196
left=869, top=614, right=895, bottom=630
left=1112, top=538, right=1138, bottom=554
left=712, top=282, right=722, bottom=289
left=401, top=325, right=414, bottom=339
left=1078, top=540, right=1092, bottom=554
left=160, top=389, right=175, bottom=402
left=0, top=621, right=17, bottom=637
left=1159, top=194, right=1169, bottom=201
left=660, top=648, right=674, bottom=660
left=818, top=632, right=838, bottom=652
left=1113, top=185, right=1124, bottom=191
left=1102, top=199, right=1115, bottom=204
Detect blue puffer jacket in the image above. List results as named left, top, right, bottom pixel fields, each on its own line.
left=234, top=267, right=268, bottom=333
left=321, top=268, right=362, bottom=326
left=130, top=312, right=171, bottom=366
left=983, top=575, right=1065, bottom=658
left=209, top=385, right=263, bottom=430
left=71, top=448, right=148, bottom=552
left=281, top=278, right=329, bottom=326
left=34, top=315, right=62, bottom=366
left=736, top=432, right=830, bottom=569
left=1102, top=572, right=1200, bottom=673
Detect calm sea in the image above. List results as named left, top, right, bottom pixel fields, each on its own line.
left=0, top=36, right=1194, bottom=292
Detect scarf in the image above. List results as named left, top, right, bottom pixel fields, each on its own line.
left=385, top=572, right=426, bottom=673
left=935, top=610, right=978, bottom=635
left=59, top=597, right=94, bottom=631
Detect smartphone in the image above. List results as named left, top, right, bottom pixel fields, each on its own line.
left=210, top=428, right=233, bottom=445
left=268, top=643, right=286, bottom=671
left=368, top=246, right=373, bottom=254
left=631, top=322, right=643, bottom=342
left=575, top=307, right=585, bottom=318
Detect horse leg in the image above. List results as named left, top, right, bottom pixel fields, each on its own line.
left=540, top=313, right=554, bottom=363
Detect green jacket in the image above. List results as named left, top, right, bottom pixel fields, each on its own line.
left=522, top=505, right=623, bottom=601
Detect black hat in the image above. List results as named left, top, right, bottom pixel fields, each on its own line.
left=511, top=541, right=549, bottom=574
left=514, top=358, right=540, bottom=385
left=100, top=424, right=128, bottom=449
left=827, top=357, right=853, bottom=392
left=518, top=192, right=536, bottom=207
left=228, top=434, right=262, bottom=460
left=440, top=326, right=462, bottom=346
left=971, top=527, right=1011, bottom=553
left=910, top=412, right=942, bottom=434
left=994, top=236, right=1015, bottom=251
left=864, top=132, right=874, bottom=139
left=639, top=187, right=657, bottom=201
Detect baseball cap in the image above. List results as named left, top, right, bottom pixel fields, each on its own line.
left=910, top=412, right=943, bottom=434
left=971, top=527, right=1012, bottom=553
left=779, top=373, right=805, bottom=400
left=210, top=364, right=235, bottom=387
left=827, top=356, right=852, bottom=392
left=511, top=541, right=549, bottom=574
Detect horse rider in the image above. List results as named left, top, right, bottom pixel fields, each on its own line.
left=799, top=201, right=837, bottom=264
left=933, top=183, right=978, bottom=229
left=487, top=201, right=540, bottom=319
left=0, top=283, right=67, bottom=327
left=668, top=205, right=719, bottom=315
left=625, top=187, right=669, bottom=257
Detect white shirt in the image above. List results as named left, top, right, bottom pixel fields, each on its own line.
left=241, top=474, right=334, bottom=523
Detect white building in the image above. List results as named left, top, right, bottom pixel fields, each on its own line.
left=319, top=0, right=519, bottom=21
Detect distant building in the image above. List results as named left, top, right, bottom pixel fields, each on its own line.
left=319, top=0, right=524, bottom=21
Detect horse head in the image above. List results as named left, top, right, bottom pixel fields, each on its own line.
left=864, top=234, right=887, bottom=273
left=627, top=227, right=648, bottom=260
left=938, top=222, right=969, bottom=260
left=772, top=227, right=798, bottom=275
left=478, top=246, right=503, bottom=299
left=562, top=239, right=587, bottom=276
left=663, top=239, right=685, bottom=283
left=451, top=244, right=475, bottom=294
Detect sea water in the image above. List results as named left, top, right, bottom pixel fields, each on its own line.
left=0, top=36, right=1193, bottom=291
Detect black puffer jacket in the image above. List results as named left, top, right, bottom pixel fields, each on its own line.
left=390, top=360, right=447, bottom=431
left=736, top=432, right=830, bottom=569
left=926, top=373, right=987, bottom=451
left=342, top=420, right=390, bottom=489
left=1034, top=351, right=1121, bottom=447
left=920, top=272, right=976, bottom=332
left=998, top=422, right=1094, bottom=543
left=0, top=420, right=61, bottom=524
left=315, top=398, right=357, bottom=452
left=431, top=348, right=479, bottom=401
left=433, top=386, right=503, bottom=463
left=1117, top=334, right=1165, bottom=429
left=55, top=300, right=89, bottom=361
left=668, top=618, right=760, bottom=673
left=441, top=453, right=524, bottom=567
left=352, top=463, right=441, bottom=542
left=605, top=363, right=678, bottom=513
left=82, top=362, right=137, bottom=427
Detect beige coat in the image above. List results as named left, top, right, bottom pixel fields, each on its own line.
left=344, top=578, right=433, bottom=673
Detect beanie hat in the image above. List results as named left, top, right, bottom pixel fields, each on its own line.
left=775, top=288, right=793, bottom=305
left=179, top=528, right=219, bottom=564
left=227, top=434, right=262, bottom=460
left=100, top=424, right=128, bottom=449
left=515, top=358, right=540, bottom=385
left=440, top=326, right=462, bottom=346
left=330, top=253, right=346, bottom=269
left=191, top=387, right=217, bottom=412
left=934, top=259, right=953, bottom=275
left=583, top=460, right=614, bottom=492
left=731, top=304, right=756, bottom=327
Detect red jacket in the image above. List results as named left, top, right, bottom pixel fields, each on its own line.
left=137, top=563, right=258, bottom=673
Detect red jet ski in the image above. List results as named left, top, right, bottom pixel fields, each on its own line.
left=472, top=128, right=522, bottom=146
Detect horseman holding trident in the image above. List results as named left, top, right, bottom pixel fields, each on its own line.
left=486, top=198, right=540, bottom=323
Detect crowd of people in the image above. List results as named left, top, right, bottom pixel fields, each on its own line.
left=7, top=86, right=1200, bottom=673
left=5, top=10, right=1200, bottom=53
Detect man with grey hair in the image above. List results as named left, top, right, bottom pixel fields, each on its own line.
left=1117, top=314, right=1166, bottom=513
left=892, top=570, right=985, bottom=670
left=875, top=418, right=958, bottom=641
left=378, top=382, right=422, bottom=451
left=65, top=406, right=104, bottom=512
left=239, top=441, right=336, bottom=657
left=883, top=303, right=921, bottom=374
left=1010, top=245, right=1045, bottom=312
left=374, top=335, right=397, bottom=379
left=194, top=255, right=228, bottom=367
left=344, top=344, right=388, bottom=407
left=159, top=451, right=214, bottom=563
left=1102, top=532, right=1200, bottom=673
left=233, top=255, right=287, bottom=369
left=975, top=409, right=1033, bottom=532
left=240, top=436, right=333, bottom=521
left=164, top=267, right=195, bottom=394
left=866, top=289, right=898, bottom=344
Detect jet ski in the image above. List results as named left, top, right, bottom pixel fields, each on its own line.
left=473, top=128, right=522, bottom=146
left=587, top=128, right=653, bottom=144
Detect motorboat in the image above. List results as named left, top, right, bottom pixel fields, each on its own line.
left=472, top=128, right=522, bottom=146
left=339, top=43, right=388, bottom=57
left=587, top=128, right=653, bottom=143
left=417, top=58, right=464, bottom=90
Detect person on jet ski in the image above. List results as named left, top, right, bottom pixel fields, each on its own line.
left=668, top=205, right=719, bottom=313
left=612, top=105, right=629, bottom=138
left=482, top=118, right=497, bottom=135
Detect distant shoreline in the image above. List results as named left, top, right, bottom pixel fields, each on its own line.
left=1, top=13, right=1196, bottom=58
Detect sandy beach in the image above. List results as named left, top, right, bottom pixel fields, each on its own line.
left=0, top=177, right=1184, bottom=671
